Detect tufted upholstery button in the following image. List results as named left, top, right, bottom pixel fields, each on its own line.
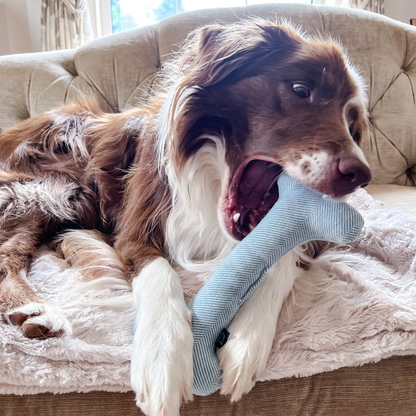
left=406, top=167, right=416, bottom=185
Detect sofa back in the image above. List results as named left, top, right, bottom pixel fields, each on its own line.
left=0, top=3, right=415, bottom=186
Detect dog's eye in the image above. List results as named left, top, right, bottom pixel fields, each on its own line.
left=292, top=84, right=310, bottom=98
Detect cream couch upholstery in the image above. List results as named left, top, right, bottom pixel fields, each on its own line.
left=1, top=3, right=416, bottom=415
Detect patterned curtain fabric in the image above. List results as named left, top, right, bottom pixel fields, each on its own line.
left=340, top=0, right=385, bottom=14
left=41, top=0, right=94, bottom=51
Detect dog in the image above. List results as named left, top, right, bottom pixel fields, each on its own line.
left=0, top=19, right=371, bottom=416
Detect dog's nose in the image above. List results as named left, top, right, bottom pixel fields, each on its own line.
left=336, top=157, right=372, bottom=195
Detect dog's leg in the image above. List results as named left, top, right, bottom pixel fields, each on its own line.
left=130, top=257, right=193, bottom=416
left=0, top=174, right=94, bottom=338
left=0, top=223, right=72, bottom=338
left=218, top=250, right=301, bottom=401
left=59, top=231, right=193, bottom=415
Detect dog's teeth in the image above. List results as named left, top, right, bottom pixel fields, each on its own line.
left=249, top=224, right=255, bottom=231
left=233, top=213, right=240, bottom=223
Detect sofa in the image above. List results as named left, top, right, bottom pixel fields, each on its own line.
left=1, top=3, right=416, bottom=415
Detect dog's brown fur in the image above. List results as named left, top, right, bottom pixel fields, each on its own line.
left=0, top=19, right=370, bottom=340
left=0, top=102, right=164, bottom=324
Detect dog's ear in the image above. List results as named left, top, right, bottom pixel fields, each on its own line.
left=181, top=20, right=302, bottom=88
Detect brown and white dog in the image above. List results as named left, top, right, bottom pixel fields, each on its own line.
left=0, top=19, right=371, bottom=416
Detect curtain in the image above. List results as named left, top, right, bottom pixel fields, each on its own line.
left=41, top=0, right=94, bottom=51
left=340, top=0, right=384, bottom=14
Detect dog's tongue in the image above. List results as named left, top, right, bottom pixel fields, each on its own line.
left=239, top=161, right=282, bottom=209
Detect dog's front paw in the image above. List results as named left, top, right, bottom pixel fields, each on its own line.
left=131, top=306, right=193, bottom=416
left=4, top=301, right=72, bottom=339
left=218, top=302, right=276, bottom=402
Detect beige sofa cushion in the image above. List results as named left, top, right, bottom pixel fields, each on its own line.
left=367, top=184, right=416, bottom=216
left=0, top=4, right=416, bottom=188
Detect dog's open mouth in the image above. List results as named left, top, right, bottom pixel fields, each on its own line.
left=224, top=159, right=283, bottom=240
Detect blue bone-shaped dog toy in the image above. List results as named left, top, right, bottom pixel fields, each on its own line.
left=188, top=171, right=364, bottom=396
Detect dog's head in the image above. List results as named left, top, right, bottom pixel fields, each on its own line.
left=162, top=19, right=371, bottom=242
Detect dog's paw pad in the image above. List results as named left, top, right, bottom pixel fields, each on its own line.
left=8, top=311, right=35, bottom=327
left=21, top=322, right=65, bottom=339
left=5, top=302, right=71, bottom=339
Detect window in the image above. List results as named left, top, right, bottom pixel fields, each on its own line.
left=110, top=0, right=313, bottom=33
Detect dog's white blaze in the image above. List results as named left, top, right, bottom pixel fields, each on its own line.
left=284, top=151, right=331, bottom=184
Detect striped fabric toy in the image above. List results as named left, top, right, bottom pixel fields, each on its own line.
left=188, top=171, right=364, bottom=396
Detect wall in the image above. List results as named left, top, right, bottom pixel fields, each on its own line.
left=0, top=0, right=41, bottom=55
left=0, top=2, right=10, bottom=55
left=0, top=0, right=104, bottom=56
left=384, top=0, right=416, bottom=24
left=26, top=0, right=42, bottom=53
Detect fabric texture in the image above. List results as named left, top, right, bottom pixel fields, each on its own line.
left=41, top=0, right=94, bottom=51
left=1, top=190, right=416, bottom=398
left=190, top=173, right=363, bottom=395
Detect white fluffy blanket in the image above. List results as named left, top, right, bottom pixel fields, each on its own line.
left=1, top=189, right=416, bottom=395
